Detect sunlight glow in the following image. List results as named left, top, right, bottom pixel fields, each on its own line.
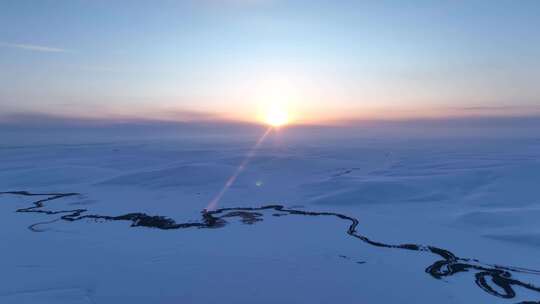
left=265, top=105, right=289, bottom=127
left=251, top=73, right=300, bottom=126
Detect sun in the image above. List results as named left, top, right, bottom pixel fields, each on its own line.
left=265, top=105, right=289, bottom=127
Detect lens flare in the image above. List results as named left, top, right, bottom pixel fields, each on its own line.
left=205, top=127, right=273, bottom=211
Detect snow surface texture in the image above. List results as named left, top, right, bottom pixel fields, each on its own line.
left=1, top=121, right=540, bottom=303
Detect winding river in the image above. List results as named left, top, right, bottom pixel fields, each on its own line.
left=1, top=190, right=539, bottom=303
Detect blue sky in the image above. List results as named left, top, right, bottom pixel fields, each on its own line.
left=1, top=0, right=539, bottom=123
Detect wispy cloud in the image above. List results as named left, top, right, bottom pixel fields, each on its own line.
left=0, top=42, right=68, bottom=53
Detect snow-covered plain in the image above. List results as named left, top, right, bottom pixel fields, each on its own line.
left=1, top=119, right=540, bottom=303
